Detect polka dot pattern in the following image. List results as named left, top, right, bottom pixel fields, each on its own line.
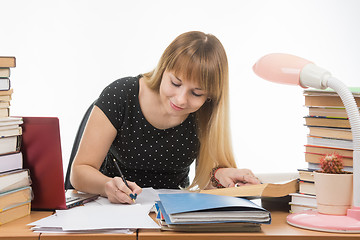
left=95, top=75, right=199, bottom=189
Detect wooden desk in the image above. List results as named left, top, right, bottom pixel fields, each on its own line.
left=0, top=211, right=136, bottom=240
left=138, top=211, right=360, bottom=240
left=3, top=210, right=360, bottom=239
left=0, top=211, right=52, bottom=240
left=40, top=231, right=137, bottom=240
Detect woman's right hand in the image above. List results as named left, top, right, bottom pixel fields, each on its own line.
left=105, top=177, right=142, bottom=204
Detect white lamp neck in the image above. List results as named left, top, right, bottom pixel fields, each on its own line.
left=300, top=63, right=331, bottom=89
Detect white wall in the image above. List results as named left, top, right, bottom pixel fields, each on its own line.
left=1, top=0, right=359, bottom=179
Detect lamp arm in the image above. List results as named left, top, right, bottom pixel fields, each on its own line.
left=326, top=77, right=360, bottom=207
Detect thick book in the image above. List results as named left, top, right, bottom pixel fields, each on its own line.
left=158, top=193, right=271, bottom=225
left=0, top=57, right=16, bottom=68
left=305, top=152, right=352, bottom=166
left=0, top=101, right=10, bottom=109
left=297, top=168, right=315, bottom=182
left=289, top=193, right=317, bottom=207
left=305, top=145, right=353, bottom=158
left=200, top=177, right=298, bottom=198
left=0, top=89, right=13, bottom=101
left=0, top=108, right=9, bottom=118
left=0, top=186, right=32, bottom=212
left=0, top=202, right=30, bottom=225
left=0, top=117, right=23, bottom=127
left=289, top=192, right=317, bottom=214
left=0, top=169, right=31, bottom=193
left=308, top=126, right=352, bottom=140
left=0, top=78, right=10, bottom=91
left=307, top=162, right=353, bottom=172
left=308, top=106, right=358, bottom=118
left=304, top=116, right=350, bottom=128
left=0, top=152, right=23, bottom=173
left=0, top=126, right=22, bottom=138
left=307, top=136, right=353, bottom=149
left=0, top=135, right=21, bottom=155
left=299, top=180, right=316, bottom=196
left=304, top=87, right=360, bottom=107
left=0, top=68, right=10, bottom=78
left=304, top=87, right=360, bottom=96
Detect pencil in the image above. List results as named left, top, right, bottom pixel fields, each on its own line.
left=113, top=159, right=136, bottom=203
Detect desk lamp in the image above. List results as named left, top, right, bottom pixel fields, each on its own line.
left=253, top=53, right=360, bottom=232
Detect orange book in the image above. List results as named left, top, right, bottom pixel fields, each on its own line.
left=0, top=202, right=30, bottom=225
left=0, top=57, right=16, bottom=68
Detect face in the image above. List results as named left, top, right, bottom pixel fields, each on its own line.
left=159, top=71, right=208, bottom=117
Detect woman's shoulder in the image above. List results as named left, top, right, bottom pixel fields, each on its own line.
left=99, top=75, right=141, bottom=96
left=107, top=75, right=141, bottom=89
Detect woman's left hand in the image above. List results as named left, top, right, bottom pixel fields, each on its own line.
left=215, top=168, right=261, bottom=188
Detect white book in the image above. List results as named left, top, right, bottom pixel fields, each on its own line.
left=0, top=117, right=23, bottom=126
left=0, top=135, right=20, bottom=155
left=0, top=169, right=31, bottom=193
left=0, top=127, right=22, bottom=138
left=0, top=78, right=10, bottom=91
left=0, top=152, right=22, bottom=173
left=290, top=204, right=317, bottom=214
left=307, top=136, right=353, bottom=149
left=289, top=193, right=317, bottom=207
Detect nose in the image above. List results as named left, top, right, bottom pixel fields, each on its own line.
left=175, top=88, right=188, bottom=106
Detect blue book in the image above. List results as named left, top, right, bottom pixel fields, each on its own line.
left=158, top=193, right=271, bottom=225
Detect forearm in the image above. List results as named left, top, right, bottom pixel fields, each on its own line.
left=71, top=164, right=111, bottom=197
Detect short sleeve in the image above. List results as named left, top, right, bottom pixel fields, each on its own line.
left=95, top=79, right=126, bottom=130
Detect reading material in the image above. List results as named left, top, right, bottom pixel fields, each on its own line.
left=0, top=57, right=16, bottom=68
left=0, top=202, right=30, bottom=225
left=0, top=186, right=32, bottom=211
left=200, top=173, right=299, bottom=198
left=0, top=152, right=23, bottom=173
left=0, top=169, right=31, bottom=193
left=158, top=193, right=271, bottom=224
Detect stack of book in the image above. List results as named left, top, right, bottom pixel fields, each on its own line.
left=289, top=87, right=359, bottom=213
left=155, top=193, right=271, bottom=232
left=0, top=56, right=32, bottom=225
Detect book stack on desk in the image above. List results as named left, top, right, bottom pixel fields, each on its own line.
left=290, top=88, right=359, bottom=213
left=303, top=87, right=358, bottom=172
left=0, top=57, right=32, bottom=225
left=155, top=193, right=271, bottom=232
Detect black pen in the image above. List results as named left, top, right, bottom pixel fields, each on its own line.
left=113, top=159, right=136, bottom=203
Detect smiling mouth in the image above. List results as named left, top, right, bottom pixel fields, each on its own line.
left=170, top=101, right=184, bottom=111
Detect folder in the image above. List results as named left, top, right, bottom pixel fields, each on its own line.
left=158, top=193, right=271, bottom=225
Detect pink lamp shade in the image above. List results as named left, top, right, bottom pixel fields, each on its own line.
left=252, top=53, right=312, bottom=86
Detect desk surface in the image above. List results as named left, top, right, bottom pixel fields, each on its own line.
left=2, top=210, right=360, bottom=240
left=0, top=211, right=51, bottom=240
left=138, top=211, right=360, bottom=240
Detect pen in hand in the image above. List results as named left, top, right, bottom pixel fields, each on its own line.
left=112, top=159, right=136, bottom=203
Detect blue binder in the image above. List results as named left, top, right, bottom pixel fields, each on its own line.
left=158, top=193, right=271, bottom=225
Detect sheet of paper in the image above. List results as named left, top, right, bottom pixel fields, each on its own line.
left=56, top=204, right=160, bottom=230
left=29, top=187, right=186, bottom=232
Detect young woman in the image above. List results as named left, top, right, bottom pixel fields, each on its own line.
left=70, top=31, right=260, bottom=204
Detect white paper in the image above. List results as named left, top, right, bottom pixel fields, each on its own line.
left=28, top=187, right=187, bottom=233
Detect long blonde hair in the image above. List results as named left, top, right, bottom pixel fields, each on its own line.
left=143, top=31, right=237, bottom=189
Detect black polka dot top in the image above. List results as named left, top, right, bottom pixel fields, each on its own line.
left=95, top=75, right=199, bottom=189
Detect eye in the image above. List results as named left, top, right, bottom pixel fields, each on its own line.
left=192, top=91, right=204, bottom=97
left=171, top=81, right=181, bottom=87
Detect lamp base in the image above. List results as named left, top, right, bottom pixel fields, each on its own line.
left=287, top=209, right=360, bottom=233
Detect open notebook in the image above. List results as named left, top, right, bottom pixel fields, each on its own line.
left=21, top=117, right=98, bottom=210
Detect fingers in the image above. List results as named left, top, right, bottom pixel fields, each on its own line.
left=242, top=175, right=261, bottom=185
left=127, top=181, right=142, bottom=196
left=105, top=177, right=142, bottom=204
left=114, top=177, right=135, bottom=199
